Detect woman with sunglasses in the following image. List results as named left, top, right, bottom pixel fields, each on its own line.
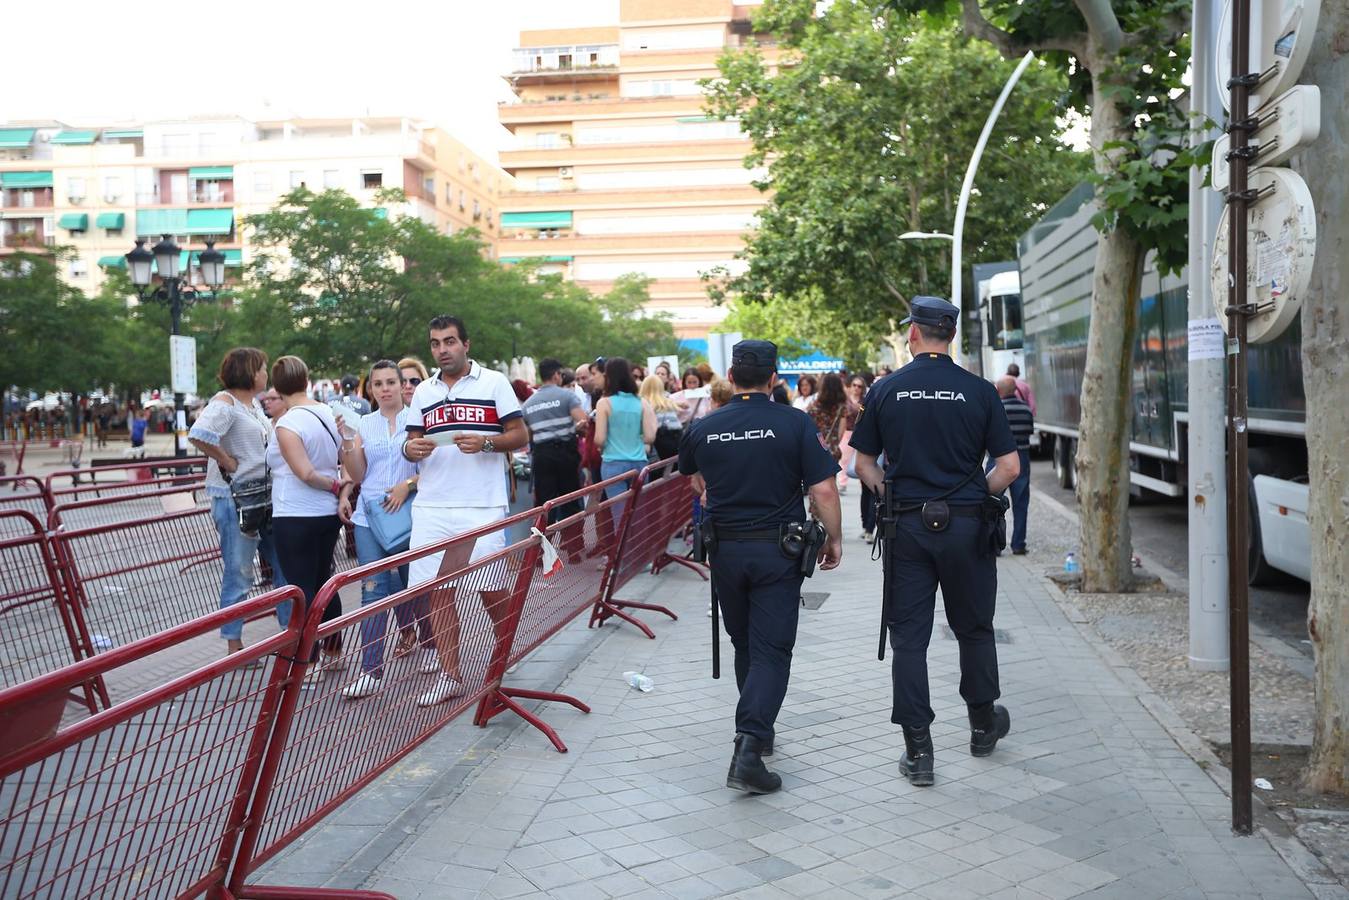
left=398, top=357, right=429, bottom=408
left=337, top=360, right=431, bottom=698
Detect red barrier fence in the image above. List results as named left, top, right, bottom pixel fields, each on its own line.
left=227, top=506, right=550, bottom=899
left=0, top=476, right=50, bottom=536
left=0, top=587, right=303, bottom=900
left=42, top=456, right=208, bottom=492
left=0, top=510, right=103, bottom=713
left=0, top=442, right=26, bottom=479
left=593, top=457, right=707, bottom=637
left=47, top=480, right=210, bottom=532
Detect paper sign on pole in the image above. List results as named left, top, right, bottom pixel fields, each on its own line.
left=169, top=335, right=197, bottom=395
left=1187, top=318, right=1226, bottom=361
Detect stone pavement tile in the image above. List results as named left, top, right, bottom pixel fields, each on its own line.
left=480, top=872, right=538, bottom=899
left=1021, top=860, right=1118, bottom=899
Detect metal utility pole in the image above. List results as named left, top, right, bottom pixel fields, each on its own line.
left=1187, top=0, right=1230, bottom=673
left=1224, top=0, right=1254, bottom=836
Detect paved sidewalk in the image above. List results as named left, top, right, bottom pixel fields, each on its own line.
left=258, top=539, right=1343, bottom=899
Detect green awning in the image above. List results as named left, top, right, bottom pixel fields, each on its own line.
left=175, top=248, right=244, bottom=269
left=135, top=209, right=189, bottom=236
left=98, top=255, right=127, bottom=269
left=188, top=166, right=233, bottom=179
left=675, top=115, right=715, bottom=123
left=500, top=211, right=572, bottom=229
left=0, top=129, right=37, bottom=149
left=501, top=256, right=573, bottom=264
left=223, top=249, right=243, bottom=266
left=95, top=212, right=125, bottom=229
left=1, top=171, right=54, bottom=189
left=103, top=129, right=142, bottom=139
left=184, top=208, right=234, bottom=235
left=58, top=213, right=89, bottom=231
left=51, top=130, right=98, bottom=145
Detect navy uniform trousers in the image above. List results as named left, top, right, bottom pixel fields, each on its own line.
left=887, top=513, right=1000, bottom=727
left=710, top=539, right=804, bottom=743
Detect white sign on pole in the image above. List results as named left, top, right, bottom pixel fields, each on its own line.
left=1187, top=318, right=1226, bottom=360
left=170, top=335, right=198, bottom=395
left=646, top=355, right=680, bottom=381
left=706, top=332, right=742, bottom=379
left=1210, top=85, right=1321, bottom=191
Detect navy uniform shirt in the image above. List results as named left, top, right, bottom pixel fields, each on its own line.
left=850, top=353, right=1015, bottom=506
left=678, top=392, right=839, bottom=529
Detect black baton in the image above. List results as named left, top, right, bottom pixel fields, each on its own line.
left=710, top=566, right=721, bottom=679
left=877, top=484, right=892, bottom=661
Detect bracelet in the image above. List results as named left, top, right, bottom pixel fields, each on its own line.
left=329, top=479, right=343, bottom=497
left=405, top=478, right=417, bottom=491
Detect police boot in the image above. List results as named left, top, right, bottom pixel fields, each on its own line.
left=727, top=733, right=781, bottom=794
left=969, top=703, right=1011, bottom=757
left=899, top=725, right=935, bottom=787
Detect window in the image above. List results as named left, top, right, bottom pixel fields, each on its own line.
left=459, top=190, right=466, bottom=211
left=472, top=200, right=481, bottom=220
left=445, top=182, right=453, bottom=203
left=102, top=176, right=122, bottom=201
left=362, top=170, right=383, bottom=189
left=290, top=170, right=305, bottom=189
left=536, top=176, right=560, bottom=192
left=423, top=176, right=435, bottom=200
left=535, top=132, right=558, bottom=149
left=471, top=163, right=480, bottom=183
left=67, top=177, right=86, bottom=201
left=69, top=258, right=89, bottom=279
left=323, top=169, right=341, bottom=189
left=254, top=171, right=272, bottom=196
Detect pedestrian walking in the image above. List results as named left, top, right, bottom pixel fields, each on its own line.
left=188, top=347, right=291, bottom=658
left=792, top=375, right=817, bottom=411
left=995, top=376, right=1033, bottom=555
left=678, top=340, right=842, bottom=793
left=593, top=356, right=656, bottom=511
left=808, top=374, right=849, bottom=473
left=850, top=296, right=1020, bottom=786
left=1007, top=362, right=1036, bottom=416
left=268, top=355, right=349, bottom=679
left=400, top=315, right=528, bottom=707
left=521, top=358, right=587, bottom=521
left=337, top=360, right=435, bottom=699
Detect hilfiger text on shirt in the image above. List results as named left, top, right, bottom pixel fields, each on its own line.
left=422, top=398, right=504, bottom=433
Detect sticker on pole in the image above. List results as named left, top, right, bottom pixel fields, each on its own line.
left=1187, top=319, right=1225, bottom=361
left=1210, top=167, right=1315, bottom=345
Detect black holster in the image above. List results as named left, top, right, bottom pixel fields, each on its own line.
left=780, top=520, right=827, bottom=577
left=981, top=493, right=1010, bottom=556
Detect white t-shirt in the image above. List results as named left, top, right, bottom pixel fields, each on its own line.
left=267, top=404, right=341, bottom=517
left=406, top=361, right=522, bottom=508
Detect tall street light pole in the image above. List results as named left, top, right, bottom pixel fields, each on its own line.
left=125, top=235, right=225, bottom=458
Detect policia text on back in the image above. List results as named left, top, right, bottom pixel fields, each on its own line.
left=850, top=296, right=1022, bottom=788
left=678, top=339, right=843, bottom=795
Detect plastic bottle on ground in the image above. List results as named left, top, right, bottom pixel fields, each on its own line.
left=623, top=671, right=654, bottom=692
left=1064, top=552, right=1080, bottom=575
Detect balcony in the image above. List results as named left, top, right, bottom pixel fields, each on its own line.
left=1, top=187, right=54, bottom=210
left=510, top=44, right=619, bottom=86
left=0, top=221, right=53, bottom=250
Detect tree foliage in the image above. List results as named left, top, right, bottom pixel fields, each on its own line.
left=704, top=1, right=1089, bottom=356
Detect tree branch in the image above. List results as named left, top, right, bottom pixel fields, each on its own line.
left=1074, top=0, right=1125, bottom=54
left=959, top=0, right=1087, bottom=58
left=862, top=248, right=907, bottom=303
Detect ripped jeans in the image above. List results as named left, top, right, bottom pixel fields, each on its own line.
left=354, top=524, right=433, bottom=677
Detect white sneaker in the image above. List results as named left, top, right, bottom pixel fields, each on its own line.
left=505, top=662, right=519, bottom=676
left=418, top=648, right=440, bottom=675
left=342, top=673, right=382, bottom=700
left=863, top=531, right=875, bottom=544
left=417, top=674, right=465, bottom=707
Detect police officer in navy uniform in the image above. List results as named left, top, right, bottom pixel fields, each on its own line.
left=678, top=339, right=844, bottom=794
left=850, top=297, right=1021, bottom=786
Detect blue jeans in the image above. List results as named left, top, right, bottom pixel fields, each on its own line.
left=354, top=524, right=431, bottom=677
left=601, top=458, right=647, bottom=521
left=1009, top=449, right=1030, bottom=551
left=210, top=493, right=290, bottom=641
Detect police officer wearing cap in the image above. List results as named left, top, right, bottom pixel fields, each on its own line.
left=850, top=297, right=1021, bottom=787
left=678, top=339, right=844, bottom=794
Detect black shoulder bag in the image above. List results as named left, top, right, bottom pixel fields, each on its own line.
left=222, top=406, right=273, bottom=537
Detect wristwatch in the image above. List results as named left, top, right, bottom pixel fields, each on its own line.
left=482, top=438, right=496, bottom=453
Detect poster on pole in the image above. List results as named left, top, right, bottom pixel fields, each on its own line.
left=170, top=335, right=198, bottom=395
left=1187, top=319, right=1225, bottom=361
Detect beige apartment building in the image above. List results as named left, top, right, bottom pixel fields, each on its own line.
left=499, top=0, right=776, bottom=347
left=0, top=117, right=508, bottom=295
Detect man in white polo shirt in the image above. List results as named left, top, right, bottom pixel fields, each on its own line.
left=403, top=315, right=529, bottom=706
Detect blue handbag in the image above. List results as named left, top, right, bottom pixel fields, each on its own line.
left=363, top=491, right=412, bottom=554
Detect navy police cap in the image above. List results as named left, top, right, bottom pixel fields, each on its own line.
left=900, top=296, right=959, bottom=328
left=731, top=339, right=778, bottom=369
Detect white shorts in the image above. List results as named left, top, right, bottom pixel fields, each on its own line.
left=408, top=504, right=510, bottom=590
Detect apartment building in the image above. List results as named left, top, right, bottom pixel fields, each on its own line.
left=498, top=0, right=776, bottom=346
left=0, top=117, right=508, bottom=294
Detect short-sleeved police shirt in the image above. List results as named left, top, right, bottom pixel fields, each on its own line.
left=678, top=392, right=839, bottom=529
left=849, top=353, right=1015, bottom=506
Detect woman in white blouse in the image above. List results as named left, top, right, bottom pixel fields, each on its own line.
left=336, top=360, right=433, bottom=699
left=188, top=347, right=291, bottom=658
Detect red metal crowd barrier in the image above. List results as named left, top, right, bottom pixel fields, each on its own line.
left=226, top=507, right=550, bottom=899
left=42, top=456, right=208, bottom=492
left=0, top=587, right=304, bottom=900
left=0, top=476, right=51, bottom=536
left=47, top=480, right=210, bottom=532
left=0, top=510, right=104, bottom=713
left=0, top=441, right=26, bottom=478
left=592, top=457, right=707, bottom=637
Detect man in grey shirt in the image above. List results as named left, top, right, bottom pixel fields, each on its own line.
left=522, top=358, right=589, bottom=522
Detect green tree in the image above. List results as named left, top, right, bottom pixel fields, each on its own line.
left=885, top=0, right=1195, bottom=592
left=705, top=4, right=1089, bottom=361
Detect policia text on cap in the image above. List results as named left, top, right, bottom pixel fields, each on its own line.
left=678, top=339, right=843, bottom=795
left=850, top=296, right=1021, bottom=787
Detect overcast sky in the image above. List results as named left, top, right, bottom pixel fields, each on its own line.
left=1, top=0, right=618, bottom=164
